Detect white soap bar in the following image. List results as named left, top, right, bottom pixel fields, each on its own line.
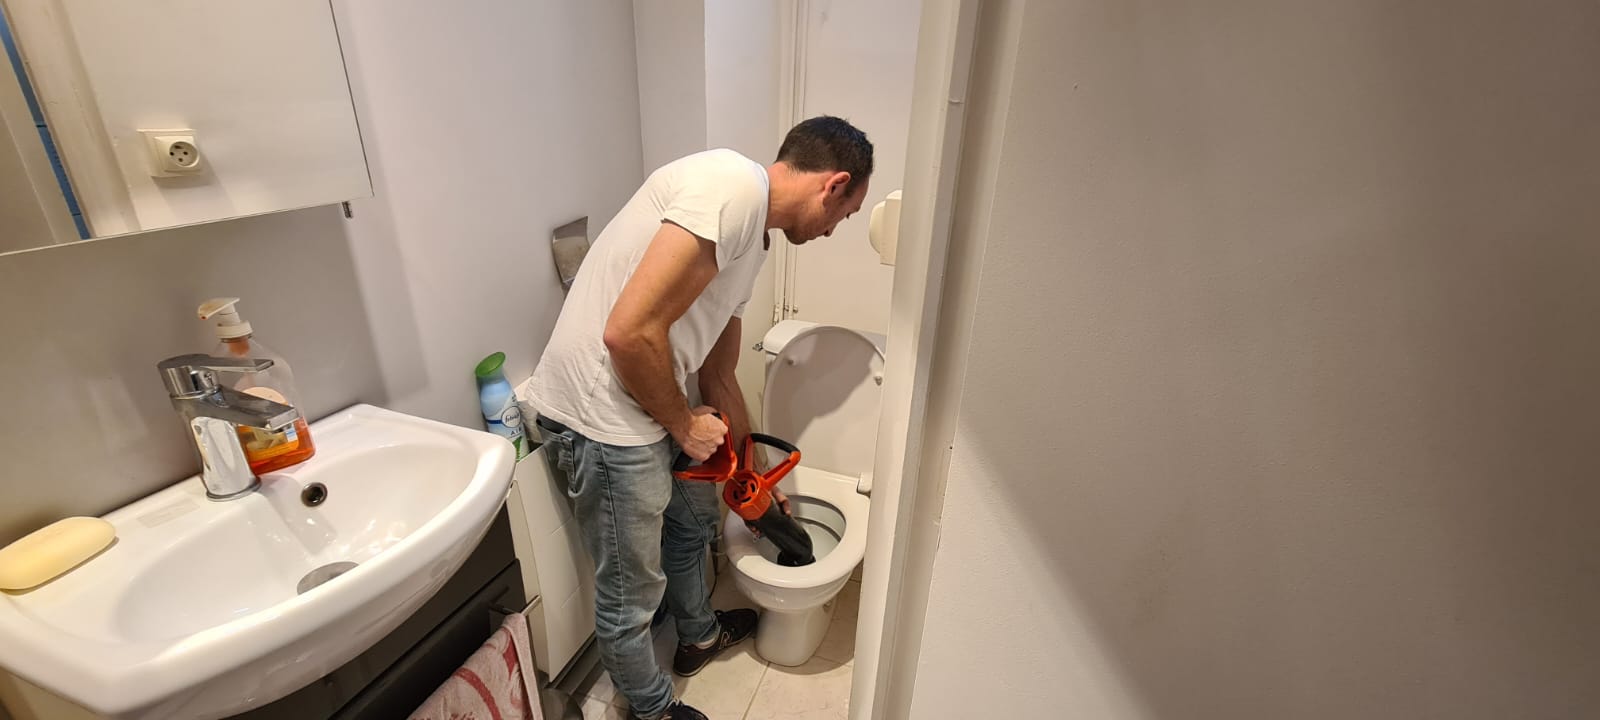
left=0, top=517, right=115, bottom=591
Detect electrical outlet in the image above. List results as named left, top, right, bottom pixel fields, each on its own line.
left=139, top=129, right=203, bottom=176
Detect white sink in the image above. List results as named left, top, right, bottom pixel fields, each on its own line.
left=0, top=404, right=515, bottom=719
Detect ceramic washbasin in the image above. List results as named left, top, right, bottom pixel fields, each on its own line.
left=0, top=404, right=515, bottom=719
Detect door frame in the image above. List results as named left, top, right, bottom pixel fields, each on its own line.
left=848, top=0, right=983, bottom=717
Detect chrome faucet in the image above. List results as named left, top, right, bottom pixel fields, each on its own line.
left=158, top=354, right=302, bottom=500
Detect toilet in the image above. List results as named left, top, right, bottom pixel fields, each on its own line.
left=723, top=319, right=884, bottom=666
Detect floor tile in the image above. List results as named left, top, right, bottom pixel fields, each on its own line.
left=580, top=694, right=630, bottom=720
left=745, top=657, right=853, bottom=720
left=710, top=572, right=749, bottom=611
left=813, top=611, right=857, bottom=664
left=652, top=621, right=679, bottom=669
left=672, top=642, right=768, bottom=719
left=574, top=663, right=618, bottom=705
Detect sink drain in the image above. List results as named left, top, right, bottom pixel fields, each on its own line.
left=301, top=482, right=328, bottom=507
left=297, top=561, right=358, bottom=595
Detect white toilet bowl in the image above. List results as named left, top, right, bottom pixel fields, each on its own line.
left=723, top=321, right=883, bottom=666
left=723, top=466, right=869, bottom=666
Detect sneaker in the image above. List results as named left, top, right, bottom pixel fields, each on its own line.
left=633, top=700, right=708, bottom=720
left=672, top=608, right=759, bottom=677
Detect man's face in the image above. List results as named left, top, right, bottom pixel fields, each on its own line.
left=789, top=174, right=870, bottom=245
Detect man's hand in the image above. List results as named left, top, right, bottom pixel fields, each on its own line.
left=746, top=488, right=795, bottom=538
left=676, top=406, right=727, bottom=462
left=746, top=447, right=791, bottom=515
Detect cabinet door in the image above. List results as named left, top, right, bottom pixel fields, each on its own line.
left=333, top=563, right=527, bottom=720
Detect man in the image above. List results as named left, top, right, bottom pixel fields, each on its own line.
left=527, top=116, right=873, bottom=720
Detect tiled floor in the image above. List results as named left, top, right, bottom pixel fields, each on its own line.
left=575, top=564, right=860, bottom=720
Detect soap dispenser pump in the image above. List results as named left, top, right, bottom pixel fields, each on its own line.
left=197, top=297, right=316, bottom=474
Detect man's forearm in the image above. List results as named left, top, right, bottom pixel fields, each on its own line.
left=702, top=369, right=784, bottom=503
left=699, top=370, right=752, bottom=450
left=601, top=222, right=721, bottom=443
left=608, top=330, right=693, bottom=439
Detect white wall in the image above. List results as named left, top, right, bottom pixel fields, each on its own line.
left=0, top=0, right=645, bottom=549
left=333, top=0, right=643, bottom=430
left=19, top=0, right=369, bottom=235
left=703, top=0, right=779, bottom=165
left=703, top=0, right=781, bottom=420
left=786, top=0, right=919, bottom=336
left=633, top=0, right=779, bottom=172
left=633, top=0, right=706, bottom=175
left=907, top=1, right=1600, bottom=718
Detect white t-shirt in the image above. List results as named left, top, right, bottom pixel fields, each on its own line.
left=528, top=149, right=770, bottom=446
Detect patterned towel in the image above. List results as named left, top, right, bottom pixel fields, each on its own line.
left=408, top=612, right=544, bottom=720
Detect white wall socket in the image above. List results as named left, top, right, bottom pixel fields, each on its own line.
left=139, top=129, right=203, bottom=176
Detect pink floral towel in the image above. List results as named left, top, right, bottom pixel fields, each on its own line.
left=408, top=612, right=544, bottom=720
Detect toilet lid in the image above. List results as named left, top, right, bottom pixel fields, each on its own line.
left=762, top=325, right=885, bottom=478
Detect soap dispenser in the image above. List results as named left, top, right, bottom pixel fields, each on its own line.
left=198, top=297, right=316, bottom=474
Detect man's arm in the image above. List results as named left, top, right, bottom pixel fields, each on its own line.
left=699, top=317, right=791, bottom=515
left=604, top=221, right=727, bottom=460
left=698, top=317, right=755, bottom=451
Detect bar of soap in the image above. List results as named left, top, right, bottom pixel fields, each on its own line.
left=0, top=517, right=115, bottom=591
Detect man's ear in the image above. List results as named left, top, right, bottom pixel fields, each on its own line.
left=824, top=171, right=853, bottom=198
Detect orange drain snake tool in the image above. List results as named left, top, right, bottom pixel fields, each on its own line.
left=673, top=429, right=815, bottom=567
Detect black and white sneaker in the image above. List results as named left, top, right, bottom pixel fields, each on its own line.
left=671, top=609, right=759, bottom=677
left=633, top=700, right=708, bottom=720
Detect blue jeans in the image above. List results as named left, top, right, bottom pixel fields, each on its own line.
left=536, top=416, right=721, bottom=719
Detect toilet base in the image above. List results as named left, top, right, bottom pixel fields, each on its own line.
left=754, top=601, right=836, bottom=667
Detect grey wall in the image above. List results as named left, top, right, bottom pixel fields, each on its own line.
left=0, top=208, right=383, bottom=545
left=908, top=0, right=1600, bottom=718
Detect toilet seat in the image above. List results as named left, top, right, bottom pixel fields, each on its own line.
left=759, top=325, right=885, bottom=481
